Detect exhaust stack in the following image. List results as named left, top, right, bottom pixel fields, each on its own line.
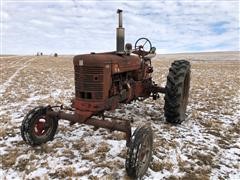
left=116, top=9, right=125, bottom=54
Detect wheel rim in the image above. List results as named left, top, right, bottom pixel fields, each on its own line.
left=33, top=116, right=52, bottom=137
left=136, top=134, right=151, bottom=176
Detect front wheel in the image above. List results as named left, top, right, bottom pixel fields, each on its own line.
left=21, top=106, right=58, bottom=146
left=125, top=125, right=153, bottom=179
left=164, top=60, right=191, bottom=124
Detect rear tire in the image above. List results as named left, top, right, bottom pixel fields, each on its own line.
left=164, top=60, right=191, bottom=124
left=125, top=125, right=153, bottom=178
left=21, top=106, right=58, bottom=146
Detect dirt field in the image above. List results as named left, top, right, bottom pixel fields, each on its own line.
left=0, top=52, right=239, bottom=179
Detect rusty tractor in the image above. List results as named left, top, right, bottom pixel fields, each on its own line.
left=21, top=9, right=191, bottom=178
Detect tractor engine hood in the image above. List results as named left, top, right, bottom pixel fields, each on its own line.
left=73, top=52, right=141, bottom=74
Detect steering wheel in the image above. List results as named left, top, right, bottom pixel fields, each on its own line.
left=134, top=37, right=152, bottom=53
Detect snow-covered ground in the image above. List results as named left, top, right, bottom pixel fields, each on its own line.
left=0, top=54, right=239, bottom=179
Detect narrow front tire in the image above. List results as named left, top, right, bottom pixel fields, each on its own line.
left=20, top=106, right=58, bottom=146
left=125, top=125, right=153, bottom=178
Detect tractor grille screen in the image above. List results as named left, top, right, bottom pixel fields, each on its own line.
left=75, top=66, right=104, bottom=99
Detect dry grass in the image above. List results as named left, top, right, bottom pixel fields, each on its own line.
left=96, top=142, right=110, bottom=154
left=72, top=138, right=87, bottom=150
left=2, top=149, right=19, bottom=169
left=150, top=160, right=164, bottom=172
left=49, top=166, right=76, bottom=178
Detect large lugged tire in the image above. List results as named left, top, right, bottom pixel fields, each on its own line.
left=21, top=106, right=58, bottom=146
left=164, top=60, right=191, bottom=124
left=125, top=125, right=153, bottom=179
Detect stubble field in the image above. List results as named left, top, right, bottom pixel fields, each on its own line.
left=0, top=52, right=239, bottom=179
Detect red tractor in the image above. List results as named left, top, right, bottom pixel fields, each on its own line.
left=21, top=9, right=191, bottom=178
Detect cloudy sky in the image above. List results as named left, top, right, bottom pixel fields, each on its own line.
left=1, top=0, right=239, bottom=55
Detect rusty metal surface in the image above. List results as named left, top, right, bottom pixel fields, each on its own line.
left=46, top=110, right=86, bottom=123
left=72, top=95, right=119, bottom=112
left=73, top=53, right=141, bottom=74
left=74, top=66, right=105, bottom=100
left=85, top=118, right=131, bottom=146
left=46, top=109, right=131, bottom=146
left=73, top=50, right=165, bottom=113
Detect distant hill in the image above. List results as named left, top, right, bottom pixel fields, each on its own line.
left=156, top=51, right=240, bottom=61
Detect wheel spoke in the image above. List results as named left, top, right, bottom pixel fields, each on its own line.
left=143, top=40, right=148, bottom=46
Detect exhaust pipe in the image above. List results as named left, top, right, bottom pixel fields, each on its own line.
left=116, top=9, right=125, bottom=54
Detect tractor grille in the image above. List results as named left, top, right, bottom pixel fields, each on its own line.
left=75, top=66, right=104, bottom=99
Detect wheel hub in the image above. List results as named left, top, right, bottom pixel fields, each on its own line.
left=34, top=117, right=49, bottom=136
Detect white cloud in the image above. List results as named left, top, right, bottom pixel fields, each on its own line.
left=1, top=11, right=10, bottom=20
left=30, top=19, right=54, bottom=27
left=2, top=0, right=239, bottom=54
